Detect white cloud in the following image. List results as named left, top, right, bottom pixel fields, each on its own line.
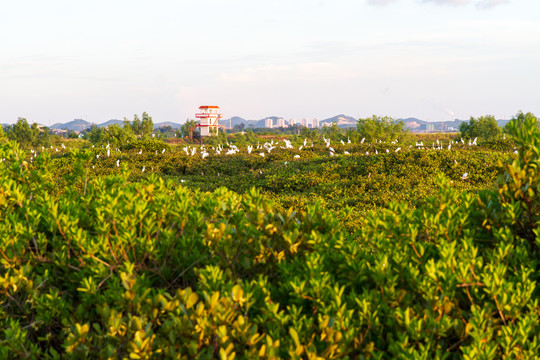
left=476, top=0, right=509, bottom=9
left=218, top=63, right=361, bottom=85
left=420, top=0, right=470, bottom=5
left=367, top=0, right=399, bottom=5
left=370, top=0, right=510, bottom=8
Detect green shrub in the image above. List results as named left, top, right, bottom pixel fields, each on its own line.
left=1, top=113, right=538, bottom=358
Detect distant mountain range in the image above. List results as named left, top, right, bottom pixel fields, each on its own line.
left=219, top=114, right=358, bottom=128
left=47, top=119, right=184, bottom=131
left=33, top=115, right=510, bottom=132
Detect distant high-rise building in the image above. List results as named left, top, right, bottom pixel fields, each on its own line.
left=265, top=118, right=273, bottom=128
left=300, top=118, right=309, bottom=127
left=312, top=118, right=319, bottom=128
left=289, top=118, right=296, bottom=126
left=276, top=118, right=285, bottom=128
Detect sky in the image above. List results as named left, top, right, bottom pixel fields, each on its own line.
left=1, top=0, right=539, bottom=125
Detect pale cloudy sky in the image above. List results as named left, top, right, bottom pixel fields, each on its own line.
left=1, top=0, right=539, bottom=125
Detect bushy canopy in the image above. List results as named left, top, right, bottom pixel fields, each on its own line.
left=357, top=115, right=406, bottom=141
left=459, top=115, right=500, bottom=140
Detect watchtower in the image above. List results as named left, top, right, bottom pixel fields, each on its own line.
left=195, top=105, right=223, bottom=136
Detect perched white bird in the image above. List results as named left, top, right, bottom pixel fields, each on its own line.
left=395, top=147, right=401, bottom=152
left=247, top=145, right=253, bottom=154
left=259, top=153, right=265, bottom=157
left=299, top=145, right=303, bottom=151
left=107, top=148, right=110, bottom=157
left=116, top=159, right=120, bottom=167
left=344, top=151, right=350, bottom=155
left=138, top=149, right=143, bottom=154
left=361, top=138, right=365, bottom=144
left=96, top=155, right=100, bottom=159
left=341, top=140, right=345, bottom=145
left=61, top=143, right=65, bottom=149
left=462, top=173, right=468, bottom=180
left=202, top=152, right=209, bottom=159
left=142, top=166, right=145, bottom=172
left=294, top=155, right=300, bottom=159
left=162, top=148, right=166, bottom=154
left=472, top=137, right=477, bottom=145
left=385, top=149, right=389, bottom=153
left=303, top=138, right=307, bottom=146
left=329, top=147, right=335, bottom=153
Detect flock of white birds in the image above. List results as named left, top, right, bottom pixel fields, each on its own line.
left=6, top=135, right=493, bottom=182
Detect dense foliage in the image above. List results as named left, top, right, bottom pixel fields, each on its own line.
left=0, top=114, right=538, bottom=358
left=459, top=115, right=501, bottom=141
left=3, top=117, right=51, bottom=148
left=86, top=112, right=155, bottom=147
left=356, top=116, right=406, bottom=142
